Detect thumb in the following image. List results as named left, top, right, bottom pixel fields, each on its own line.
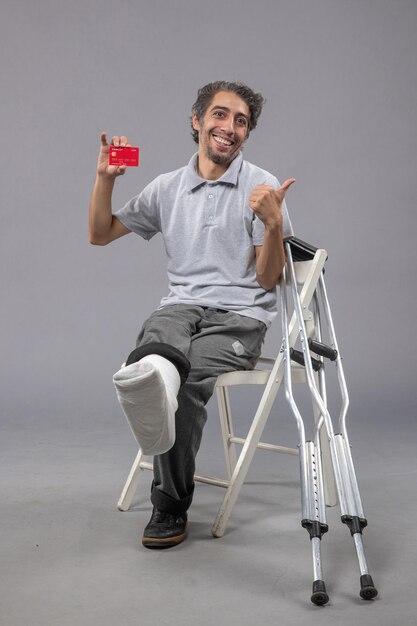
left=279, top=178, right=296, bottom=193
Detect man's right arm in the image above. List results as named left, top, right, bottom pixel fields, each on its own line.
left=88, top=132, right=132, bottom=246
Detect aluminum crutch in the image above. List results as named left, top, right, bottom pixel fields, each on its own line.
left=282, top=238, right=378, bottom=604
left=281, top=262, right=329, bottom=605
left=315, top=272, right=378, bottom=601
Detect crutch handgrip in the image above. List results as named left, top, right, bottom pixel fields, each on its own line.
left=290, top=348, right=322, bottom=372
left=308, top=338, right=338, bottom=361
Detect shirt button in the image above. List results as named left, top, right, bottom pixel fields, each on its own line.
left=208, top=194, right=214, bottom=199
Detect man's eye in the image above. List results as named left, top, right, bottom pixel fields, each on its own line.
left=214, top=111, right=224, bottom=117
left=237, top=118, right=247, bottom=126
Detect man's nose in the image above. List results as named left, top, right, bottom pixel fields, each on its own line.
left=221, top=117, right=235, bottom=134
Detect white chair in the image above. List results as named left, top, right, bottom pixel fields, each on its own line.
left=117, top=243, right=337, bottom=528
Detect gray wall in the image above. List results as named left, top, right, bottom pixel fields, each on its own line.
left=2, top=0, right=416, bottom=428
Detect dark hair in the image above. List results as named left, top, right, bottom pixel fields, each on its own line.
left=190, top=81, right=265, bottom=144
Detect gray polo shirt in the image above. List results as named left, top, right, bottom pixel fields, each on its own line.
left=115, top=152, right=293, bottom=328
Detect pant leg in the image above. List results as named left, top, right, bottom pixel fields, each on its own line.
left=134, top=304, right=202, bottom=356
left=151, top=308, right=267, bottom=515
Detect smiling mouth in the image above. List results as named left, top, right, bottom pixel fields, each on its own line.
left=212, top=134, right=234, bottom=147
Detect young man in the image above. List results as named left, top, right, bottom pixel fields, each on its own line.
left=89, top=81, right=294, bottom=549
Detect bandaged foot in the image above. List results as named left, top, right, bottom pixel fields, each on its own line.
left=113, top=354, right=180, bottom=456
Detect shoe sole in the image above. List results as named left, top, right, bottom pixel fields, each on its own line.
left=142, top=526, right=188, bottom=549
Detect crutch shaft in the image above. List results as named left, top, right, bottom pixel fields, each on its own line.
left=311, top=538, right=329, bottom=605
left=353, top=533, right=378, bottom=599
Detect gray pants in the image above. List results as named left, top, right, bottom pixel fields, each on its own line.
left=130, top=304, right=267, bottom=515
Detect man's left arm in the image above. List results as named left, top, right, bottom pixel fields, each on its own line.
left=250, top=179, right=295, bottom=291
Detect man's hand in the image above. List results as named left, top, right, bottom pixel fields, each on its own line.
left=97, top=132, right=131, bottom=179
left=89, top=132, right=133, bottom=245
left=249, top=179, right=296, bottom=230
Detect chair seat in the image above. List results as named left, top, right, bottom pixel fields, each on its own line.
left=216, top=363, right=308, bottom=387
left=216, top=369, right=270, bottom=386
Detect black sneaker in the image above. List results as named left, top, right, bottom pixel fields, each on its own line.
left=142, top=507, right=188, bottom=549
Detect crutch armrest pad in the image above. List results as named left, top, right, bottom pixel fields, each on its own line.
left=284, top=236, right=327, bottom=262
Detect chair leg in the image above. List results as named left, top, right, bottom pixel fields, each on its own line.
left=211, top=363, right=284, bottom=538
left=216, top=386, right=238, bottom=480
left=117, top=449, right=147, bottom=511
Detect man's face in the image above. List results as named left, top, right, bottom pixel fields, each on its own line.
left=192, top=91, right=250, bottom=167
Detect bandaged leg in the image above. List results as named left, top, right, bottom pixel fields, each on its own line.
left=113, top=354, right=181, bottom=456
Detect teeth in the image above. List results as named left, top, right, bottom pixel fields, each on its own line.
left=213, top=135, right=232, bottom=146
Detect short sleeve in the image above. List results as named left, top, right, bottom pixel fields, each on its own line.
left=115, top=178, right=161, bottom=241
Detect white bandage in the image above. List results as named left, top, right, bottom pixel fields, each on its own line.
left=113, top=354, right=180, bottom=456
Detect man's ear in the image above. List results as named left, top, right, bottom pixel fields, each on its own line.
left=192, top=114, right=201, bottom=132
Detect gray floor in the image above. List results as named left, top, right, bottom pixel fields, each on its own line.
left=2, top=393, right=416, bottom=626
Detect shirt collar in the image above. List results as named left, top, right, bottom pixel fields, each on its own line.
left=185, top=152, right=243, bottom=191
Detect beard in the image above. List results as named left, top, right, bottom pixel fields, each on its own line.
left=199, top=128, right=242, bottom=166
left=206, top=145, right=236, bottom=165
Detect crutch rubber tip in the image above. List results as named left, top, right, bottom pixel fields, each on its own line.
left=311, top=580, right=329, bottom=606
left=359, top=574, right=378, bottom=600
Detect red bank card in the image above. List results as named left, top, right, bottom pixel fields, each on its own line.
left=109, top=146, right=140, bottom=167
